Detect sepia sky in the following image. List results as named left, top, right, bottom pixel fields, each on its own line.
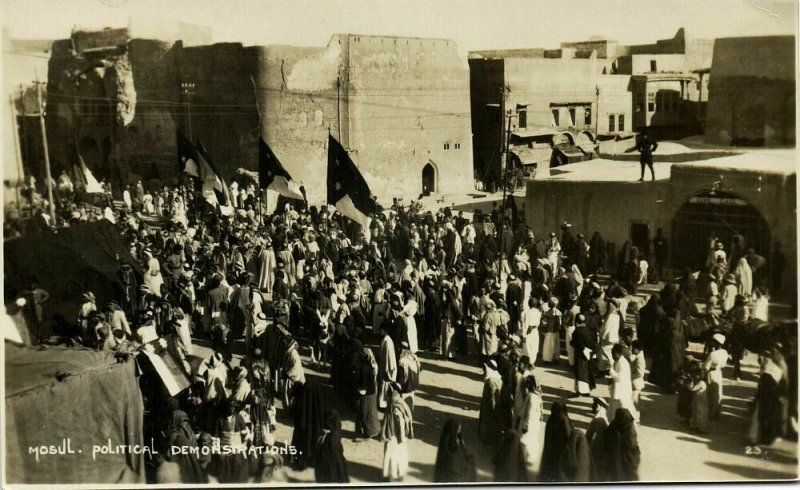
left=2, top=0, right=797, bottom=54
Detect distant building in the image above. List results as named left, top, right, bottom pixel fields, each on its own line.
left=259, top=34, right=474, bottom=203
left=704, top=35, right=795, bottom=147
left=525, top=150, right=797, bottom=296
left=44, top=29, right=474, bottom=203
left=468, top=49, right=633, bottom=189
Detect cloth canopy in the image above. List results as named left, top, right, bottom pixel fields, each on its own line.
left=4, top=220, right=142, bottom=330
left=4, top=343, right=145, bottom=484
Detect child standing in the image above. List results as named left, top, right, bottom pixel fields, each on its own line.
left=629, top=340, right=647, bottom=410
left=689, top=364, right=710, bottom=434
left=637, top=255, right=649, bottom=286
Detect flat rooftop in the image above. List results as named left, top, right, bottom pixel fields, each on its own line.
left=542, top=149, right=795, bottom=183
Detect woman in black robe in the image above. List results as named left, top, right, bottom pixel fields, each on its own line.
left=166, top=409, right=208, bottom=483
left=570, top=315, right=596, bottom=396
left=540, top=400, right=573, bottom=482
left=493, top=429, right=529, bottom=482
left=600, top=408, right=641, bottom=481
left=315, top=409, right=349, bottom=483
left=567, top=428, right=591, bottom=482
left=290, top=381, right=326, bottom=471
left=588, top=232, right=606, bottom=274
left=637, top=294, right=665, bottom=357
left=434, top=419, right=477, bottom=482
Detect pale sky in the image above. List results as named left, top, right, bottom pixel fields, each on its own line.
left=2, top=0, right=797, bottom=55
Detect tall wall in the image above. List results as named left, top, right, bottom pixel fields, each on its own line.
left=256, top=42, right=341, bottom=204
left=346, top=35, right=473, bottom=199
left=705, top=36, right=796, bottom=147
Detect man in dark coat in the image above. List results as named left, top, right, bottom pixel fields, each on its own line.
left=505, top=274, right=523, bottom=335
left=570, top=314, right=597, bottom=397
left=636, top=131, right=658, bottom=182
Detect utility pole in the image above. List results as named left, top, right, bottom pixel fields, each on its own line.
left=35, top=77, right=56, bottom=226
left=499, top=110, right=515, bottom=258
left=10, top=94, right=25, bottom=209
left=595, top=85, right=600, bottom=135
left=181, top=81, right=196, bottom=140
left=336, top=75, right=342, bottom=142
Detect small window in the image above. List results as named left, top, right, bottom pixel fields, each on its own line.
left=608, top=114, right=616, bottom=132
left=568, top=108, right=576, bottom=126
left=618, top=114, right=625, bottom=132
left=650, top=59, right=657, bottom=72
left=647, top=93, right=655, bottom=112
left=315, top=110, right=323, bottom=126
left=455, top=143, right=461, bottom=150
left=584, top=107, right=592, bottom=125
left=444, top=143, right=450, bottom=150
left=552, top=109, right=560, bottom=126
left=517, top=108, right=527, bottom=129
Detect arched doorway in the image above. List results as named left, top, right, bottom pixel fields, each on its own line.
left=422, top=162, right=436, bottom=196
left=672, top=191, right=770, bottom=271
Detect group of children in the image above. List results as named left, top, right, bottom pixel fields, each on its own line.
left=677, top=333, right=729, bottom=434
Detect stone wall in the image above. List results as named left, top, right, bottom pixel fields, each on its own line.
left=705, top=36, right=795, bottom=147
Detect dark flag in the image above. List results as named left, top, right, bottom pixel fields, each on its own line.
left=259, top=138, right=305, bottom=200
left=195, top=140, right=233, bottom=209
left=327, top=134, right=377, bottom=228
left=177, top=130, right=201, bottom=178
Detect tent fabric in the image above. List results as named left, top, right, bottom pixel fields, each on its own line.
left=4, top=344, right=145, bottom=484
left=3, top=220, right=142, bottom=331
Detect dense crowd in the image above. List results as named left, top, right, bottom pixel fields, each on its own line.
left=8, top=175, right=796, bottom=484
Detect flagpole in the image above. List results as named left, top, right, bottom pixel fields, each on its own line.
left=35, top=75, right=56, bottom=225
left=10, top=94, right=25, bottom=209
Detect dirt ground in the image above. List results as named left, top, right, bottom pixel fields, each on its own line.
left=194, top=333, right=797, bottom=484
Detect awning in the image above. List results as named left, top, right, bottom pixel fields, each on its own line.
left=554, top=144, right=586, bottom=158
left=510, top=147, right=551, bottom=166
left=549, top=102, right=592, bottom=108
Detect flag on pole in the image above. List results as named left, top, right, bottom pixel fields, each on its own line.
left=137, top=337, right=191, bottom=396
left=327, top=135, right=377, bottom=229
left=259, top=138, right=305, bottom=201
left=196, top=140, right=232, bottom=208
left=177, top=130, right=200, bottom=178
left=72, top=145, right=104, bottom=194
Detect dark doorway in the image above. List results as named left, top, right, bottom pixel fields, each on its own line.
left=630, top=222, right=650, bottom=255
left=672, top=191, right=770, bottom=271
left=422, top=162, right=436, bottom=196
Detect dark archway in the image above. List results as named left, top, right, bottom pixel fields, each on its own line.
left=422, top=162, right=436, bottom=196
left=672, top=191, right=770, bottom=271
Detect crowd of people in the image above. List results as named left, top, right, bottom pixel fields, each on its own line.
left=7, top=173, right=796, bottom=484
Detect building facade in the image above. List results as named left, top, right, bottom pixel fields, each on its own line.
left=469, top=50, right=633, bottom=187
left=525, top=151, right=796, bottom=296
left=704, top=36, right=795, bottom=147
left=43, top=29, right=474, bottom=203
left=259, top=34, right=474, bottom=204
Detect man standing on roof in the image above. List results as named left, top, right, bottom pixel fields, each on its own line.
left=636, top=131, right=658, bottom=182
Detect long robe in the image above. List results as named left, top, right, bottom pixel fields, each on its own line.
left=291, top=381, right=326, bottom=471
left=257, top=248, right=276, bottom=293
left=734, top=257, right=753, bottom=298
left=378, top=335, right=397, bottom=409
left=540, top=401, right=573, bottom=482
left=434, top=420, right=477, bottom=483
left=599, top=408, right=640, bottom=482
left=315, top=426, right=349, bottom=483
left=493, top=430, right=529, bottom=482
left=749, top=362, right=786, bottom=445
left=479, top=369, right=504, bottom=446
left=382, top=391, right=414, bottom=479
left=518, top=391, right=543, bottom=470
left=571, top=325, right=597, bottom=394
